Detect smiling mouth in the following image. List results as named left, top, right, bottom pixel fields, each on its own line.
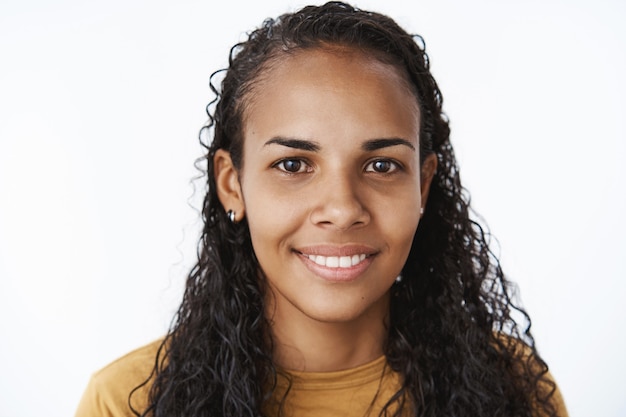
left=303, top=254, right=368, bottom=268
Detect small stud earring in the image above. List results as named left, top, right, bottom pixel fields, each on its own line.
left=227, top=210, right=236, bottom=223
left=395, top=274, right=402, bottom=283
left=420, top=207, right=424, bottom=215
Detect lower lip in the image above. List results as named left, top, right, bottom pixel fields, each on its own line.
left=297, top=253, right=374, bottom=283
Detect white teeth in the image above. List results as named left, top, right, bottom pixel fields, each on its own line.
left=306, top=254, right=368, bottom=268
left=326, top=256, right=339, bottom=267
left=339, top=256, right=351, bottom=268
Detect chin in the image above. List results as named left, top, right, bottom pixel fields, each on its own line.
left=299, top=296, right=388, bottom=325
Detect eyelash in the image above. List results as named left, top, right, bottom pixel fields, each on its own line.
left=272, top=158, right=402, bottom=175
left=272, top=158, right=313, bottom=174
left=364, top=159, right=401, bottom=174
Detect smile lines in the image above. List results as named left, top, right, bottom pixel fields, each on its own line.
left=305, top=254, right=367, bottom=268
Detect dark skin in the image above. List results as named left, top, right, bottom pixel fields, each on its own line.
left=215, top=46, right=437, bottom=372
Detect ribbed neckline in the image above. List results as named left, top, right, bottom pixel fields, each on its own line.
left=278, top=355, right=389, bottom=390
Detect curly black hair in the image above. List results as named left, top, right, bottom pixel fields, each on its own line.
left=132, top=2, right=558, bottom=416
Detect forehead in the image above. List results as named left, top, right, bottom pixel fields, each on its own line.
left=241, top=47, right=421, bottom=141
left=272, top=46, right=413, bottom=88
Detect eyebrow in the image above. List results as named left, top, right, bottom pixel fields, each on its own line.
left=264, top=137, right=321, bottom=152
left=263, top=136, right=415, bottom=152
left=361, top=138, right=415, bottom=151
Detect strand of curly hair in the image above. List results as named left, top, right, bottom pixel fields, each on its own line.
left=130, top=2, right=559, bottom=416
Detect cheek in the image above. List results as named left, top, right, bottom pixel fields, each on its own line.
left=379, top=193, right=421, bottom=255
left=393, top=216, right=420, bottom=255
left=241, top=182, right=306, bottom=250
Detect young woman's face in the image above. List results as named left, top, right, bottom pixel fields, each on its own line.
left=219, top=47, right=435, bottom=325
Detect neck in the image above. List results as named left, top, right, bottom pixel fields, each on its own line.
left=266, top=292, right=390, bottom=372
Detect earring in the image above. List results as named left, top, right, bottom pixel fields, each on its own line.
left=420, top=207, right=424, bottom=215
left=227, top=210, right=236, bottom=223
left=395, top=274, right=402, bottom=283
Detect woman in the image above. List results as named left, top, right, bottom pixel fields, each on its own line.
left=76, top=2, right=567, bottom=416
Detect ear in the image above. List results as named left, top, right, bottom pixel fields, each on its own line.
left=419, top=153, right=438, bottom=214
left=214, top=149, right=245, bottom=222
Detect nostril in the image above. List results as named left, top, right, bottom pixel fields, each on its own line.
left=308, top=180, right=370, bottom=229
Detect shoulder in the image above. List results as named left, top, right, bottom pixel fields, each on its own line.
left=75, top=339, right=163, bottom=417
left=494, top=333, right=569, bottom=417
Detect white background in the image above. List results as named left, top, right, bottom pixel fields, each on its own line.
left=1, top=1, right=624, bottom=416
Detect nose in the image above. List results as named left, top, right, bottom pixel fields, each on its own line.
left=309, top=171, right=370, bottom=230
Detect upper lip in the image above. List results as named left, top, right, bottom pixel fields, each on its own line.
left=294, top=244, right=378, bottom=257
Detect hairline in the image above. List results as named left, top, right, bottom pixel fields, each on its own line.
left=234, top=42, right=422, bottom=172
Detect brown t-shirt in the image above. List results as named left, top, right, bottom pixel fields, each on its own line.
left=75, top=339, right=568, bottom=417
left=75, top=341, right=158, bottom=417
left=263, top=354, right=405, bottom=416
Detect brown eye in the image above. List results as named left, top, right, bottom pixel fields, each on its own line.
left=283, top=160, right=301, bottom=172
left=365, top=159, right=399, bottom=173
left=274, top=158, right=310, bottom=173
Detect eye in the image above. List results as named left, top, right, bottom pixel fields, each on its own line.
left=273, top=158, right=311, bottom=173
left=365, top=159, right=400, bottom=173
